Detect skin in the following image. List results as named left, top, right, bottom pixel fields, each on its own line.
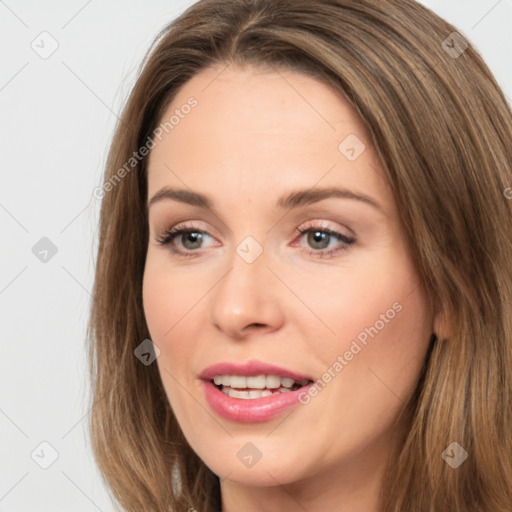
left=143, top=63, right=437, bottom=512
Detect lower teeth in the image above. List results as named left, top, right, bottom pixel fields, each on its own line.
left=219, top=385, right=298, bottom=399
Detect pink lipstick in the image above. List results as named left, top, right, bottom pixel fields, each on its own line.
left=200, top=360, right=314, bottom=423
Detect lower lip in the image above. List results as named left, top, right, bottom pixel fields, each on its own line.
left=202, top=380, right=312, bottom=423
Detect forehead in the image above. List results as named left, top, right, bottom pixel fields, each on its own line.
left=146, top=64, right=393, bottom=215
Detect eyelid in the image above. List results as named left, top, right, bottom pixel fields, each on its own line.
left=293, top=221, right=356, bottom=255
left=155, top=218, right=357, bottom=261
left=296, top=219, right=353, bottom=237
left=155, top=222, right=218, bottom=247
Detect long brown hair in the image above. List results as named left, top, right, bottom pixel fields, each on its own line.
left=87, top=0, right=512, bottom=510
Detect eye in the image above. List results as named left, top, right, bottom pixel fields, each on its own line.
left=155, top=221, right=356, bottom=259
left=295, top=222, right=356, bottom=258
left=155, top=223, right=216, bottom=258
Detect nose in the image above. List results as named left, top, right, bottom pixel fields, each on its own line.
left=209, top=244, right=285, bottom=340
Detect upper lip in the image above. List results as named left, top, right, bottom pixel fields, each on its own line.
left=199, top=359, right=314, bottom=382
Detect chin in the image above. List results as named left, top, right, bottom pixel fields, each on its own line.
left=210, top=457, right=305, bottom=487
left=188, top=434, right=309, bottom=486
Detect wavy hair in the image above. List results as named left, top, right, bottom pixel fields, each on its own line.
left=87, top=0, right=512, bottom=510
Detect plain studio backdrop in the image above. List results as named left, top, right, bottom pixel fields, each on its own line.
left=0, top=1, right=511, bottom=511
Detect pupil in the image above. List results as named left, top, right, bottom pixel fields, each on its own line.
left=184, top=232, right=202, bottom=249
left=308, top=230, right=329, bottom=249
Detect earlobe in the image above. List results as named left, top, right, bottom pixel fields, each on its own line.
left=433, top=309, right=452, bottom=341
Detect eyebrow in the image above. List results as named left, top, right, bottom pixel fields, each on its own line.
left=147, top=185, right=383, bottom=212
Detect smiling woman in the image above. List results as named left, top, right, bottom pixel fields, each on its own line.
left=87, top=1, right=512, bottom=511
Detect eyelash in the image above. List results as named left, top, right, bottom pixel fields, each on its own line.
left=155, top=222, right=356, bottom=259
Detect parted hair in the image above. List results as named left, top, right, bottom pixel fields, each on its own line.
left=87, top=0, right=512, bottom=510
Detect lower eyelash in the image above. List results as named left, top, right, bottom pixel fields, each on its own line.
left=297, top=227, right=355, bottom=258
left=156, top=225, right=356, bottom=258
left=155, top=227, right=204, bottom=258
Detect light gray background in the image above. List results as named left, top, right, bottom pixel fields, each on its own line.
left=1, top=1, right=511, bottom=510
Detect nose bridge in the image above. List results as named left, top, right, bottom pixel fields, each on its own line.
left=209, top=234, right=284, bottom=337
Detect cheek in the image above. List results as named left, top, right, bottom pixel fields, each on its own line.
left=321, top=284, right=431, bottom=461
left=142, top=254, right=208, bottom=343
left=142, top=261, right=186, bottom=396
left=285, top=246, right=428, bottom=361
left=295, top=245, right=432, bottom=417
left=142, top=256, right=209, bottom=416
left=317, top=274, right=431, bottom=439
left=143, top=278, right=173, bottom=345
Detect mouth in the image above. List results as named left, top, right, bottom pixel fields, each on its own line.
left=199, top=361, right=315, bottom=423
left=212, top=374, right=313, bottom=399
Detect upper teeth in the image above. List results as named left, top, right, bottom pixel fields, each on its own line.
left=213, top=374, right=305, bottom=389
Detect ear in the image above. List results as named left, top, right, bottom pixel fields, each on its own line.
left=433, top=307, right=452, bottom=341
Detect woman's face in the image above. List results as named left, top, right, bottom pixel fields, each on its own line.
left=143, top=63, right=433, bottom=494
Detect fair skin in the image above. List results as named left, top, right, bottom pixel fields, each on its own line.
left=143, top=63, right=436, bottom=511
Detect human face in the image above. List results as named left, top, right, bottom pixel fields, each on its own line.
left=143, top=63, right=433, bottom=498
